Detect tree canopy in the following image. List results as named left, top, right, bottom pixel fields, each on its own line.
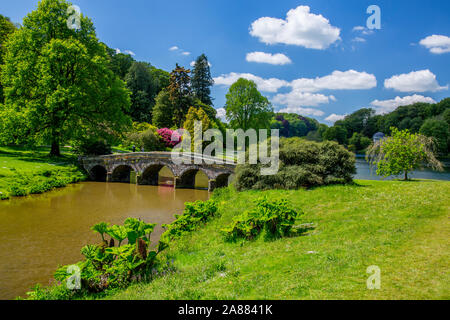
left=152, top=88, right=175, bottom=129
left=0, top=0, right=131, bottom=156
left=0, top=14, right=17, bottom=103
left=366, top=127, right=443, bottom=180
left=225, top=78, right=272, bottom=131
left=323, top=98, right=450, bottom=155
left=125, top=61, right=158, bottom=123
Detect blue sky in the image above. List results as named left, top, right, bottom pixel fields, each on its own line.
left=2, top=0, right=450, bottom=123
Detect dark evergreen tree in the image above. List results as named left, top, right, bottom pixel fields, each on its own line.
left=168, top=64, right=193, bottom=127
left=191, top=54, right=214, bottom=106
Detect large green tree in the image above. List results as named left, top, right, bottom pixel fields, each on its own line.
left=106, top=48, right=135, bottom=80
left=191, top=54, right=214, bottom=106
left=152, top=88, right=175, bottom=128
left=225, top=78, right=272, bottom=131
left=183, top=106, right=212, bottom=152
left=366, top=127, right=443, bottom=180
left=0, top=15, right=17, bottom=103
left=125, top=61, right=158, bottom=123
left=323, top=125, right=348, bottom=145
left=0, top=0, right=131, bottom=156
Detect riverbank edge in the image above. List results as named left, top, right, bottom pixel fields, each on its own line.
left=21, top=179, right=450, bottom=300
left=0, top=146, right=88, bottom=200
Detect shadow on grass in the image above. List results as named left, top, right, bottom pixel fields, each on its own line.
left=225, top=223, right=316, bottom=244
left=288, top=223, right=316, bottom=238
left=0, top=146, right=77, bottom=166
left=304, top=180, right=369, bottom=192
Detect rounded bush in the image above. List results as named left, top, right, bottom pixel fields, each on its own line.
left=234, top=138, right=355, bottom=191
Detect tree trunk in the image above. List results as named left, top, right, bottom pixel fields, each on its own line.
left=50, top=140, right=61, bottom=157
left=404, top=171, right=408, bottom=181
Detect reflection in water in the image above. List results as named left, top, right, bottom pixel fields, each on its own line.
left=0, top=182, right=209, bottom=300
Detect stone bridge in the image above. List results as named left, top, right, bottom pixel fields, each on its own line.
left=79, top=152, right=236, bottom=191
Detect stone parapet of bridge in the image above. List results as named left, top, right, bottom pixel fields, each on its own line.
left=79, top=152, right=236, bottom=192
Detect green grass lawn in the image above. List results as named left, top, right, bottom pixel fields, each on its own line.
left=106, top=180, right=449, bottom=300
left=0, top=146, right=86, bottom=199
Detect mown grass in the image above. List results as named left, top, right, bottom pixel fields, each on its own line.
left=106, top=180, right=449, bottom=300
left=0, top=146, right=86, bottom=200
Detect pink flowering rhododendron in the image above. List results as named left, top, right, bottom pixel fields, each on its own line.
left=157, top=128, right=181, bottom=148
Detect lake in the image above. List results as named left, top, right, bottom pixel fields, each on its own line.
left=0, top=182, right=209, bottom=300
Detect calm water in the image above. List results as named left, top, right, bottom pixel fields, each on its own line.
left=354, top=156, right=450, bottom=181
left=0, top=182, right=209, bottom=300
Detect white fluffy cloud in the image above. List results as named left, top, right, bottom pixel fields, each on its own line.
left=249, top=5, right=340, bottom=50
left=352, top=37, right=366, bottom=43
left=213, top=72, right=289, bottom=93
left=277, top=106, right=325, bottom=117
left=273, top=91, right=335, bottom=108
left=214, top=69, right=377, bottom=117
left=370, top=94, right=436, bottom=114
left=246, top=52, right=292, bottom=65
left=216, top=108, right=227, bottom=122
left=325, top=114, right=346, bottom=123
left=190, top=61, right=212, bottom=67
left=169, top=46, right=179, bottom=51
left=352, top=26, right=365, bottom=31
left=214, top=70, right=376, bottom=93
left=419, top=35, right=450, bottom=54
left=115, top=48, right=135, bottom=56
left=352, top=26, right=374, bottom=35
left=290, top=70, right=377, bottom=92
left=384, top=69, right=448, bottom=92
left=181, top=51, right=191, bottom=56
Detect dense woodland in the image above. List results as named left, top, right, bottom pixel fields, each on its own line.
left=0, top=2, right=449, bottom=157
left=320, top=99, right=450, bottom=155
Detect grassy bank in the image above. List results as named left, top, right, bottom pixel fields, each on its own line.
left=0, top=146, right=86, bottom=200
left=105, top=179, right=449, bottom=300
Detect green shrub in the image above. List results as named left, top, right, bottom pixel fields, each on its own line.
left=9, top=183, right=28, bottom=196
left=161, top=199, right=218, bottom=243
left=222, top=197, right=303, bottom=241
left=73, top=139, right=112, bottom=156
left=27, top=218, right=166, bottom=299
left=234, top=138, right=355, bottom=191
left=141, top=129, right=165, bottom=151
left=125, top=129, right=165, bottom=152
left=0, top=191, right=9, bottom=200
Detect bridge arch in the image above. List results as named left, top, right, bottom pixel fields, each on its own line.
left=139, top=164, right=175, bottom=186
left=177, top=167, right=210, bottom=189
left=214, top=173, right=232, bottom=189
left=111, top=165, right=136, bottom=183
left=89, top=165, right=107, bottom=182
